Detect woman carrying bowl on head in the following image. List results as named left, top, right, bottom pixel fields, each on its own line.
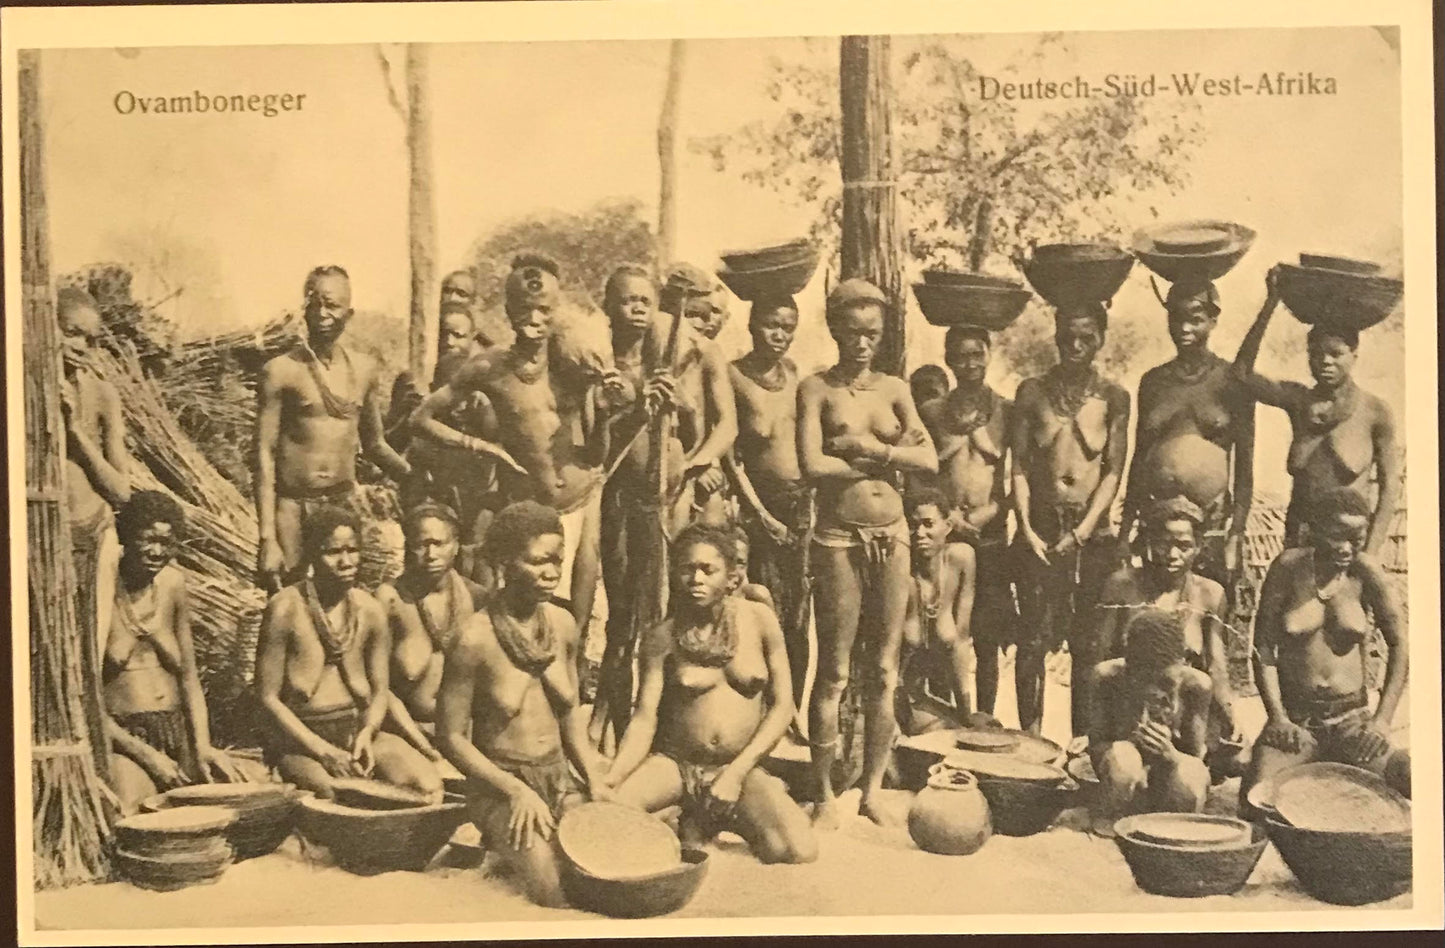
left=1231, top=267, right=1400, bottom=554
left=1120, top=279, right=1254, bottom=598
left=1239, top=487, right=1410, bottom=816
left=797, top=278, right=939, bottom=828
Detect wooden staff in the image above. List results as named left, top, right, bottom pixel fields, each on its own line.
left=21, top=50, right=114, bottom=888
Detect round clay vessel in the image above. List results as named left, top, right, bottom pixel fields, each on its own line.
left=907, top=763, right=992, bottom=856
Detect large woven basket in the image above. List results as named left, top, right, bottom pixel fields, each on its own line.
left=1131, top=220, right=1256, bottom=284
left=912, top=281, right=1031, bottom=329
left=114, top=806, right=237, bottom=860
left=720, top=239, right=816, bottom=273
left=1019, top=243, right=1134, bottom=307
left=144, top=785, right=303, bottom=861
left=716, top=251, right=820, bottom=301
left=1114, top=817, right=1267, bottom=898
left=1265, top=816, right=1411, bottom=905
left=298, top=794, right=467, bottom=874
left=1277, top=262, right=1402, bottom=332
left=974, top=774, right=1076, bottom=837
left=115, top=845, right=235, bottom=892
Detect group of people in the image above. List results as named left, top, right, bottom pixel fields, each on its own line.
left=53, top=241, right=1409, bottom=907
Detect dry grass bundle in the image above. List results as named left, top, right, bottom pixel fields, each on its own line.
left=22, top=49, right=113, bottom=889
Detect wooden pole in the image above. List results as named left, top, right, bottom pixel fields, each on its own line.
left=21, top=49, right=114, bottom=888
left=657, top=40, right=687, bottom=269
left=839, top=35, right=906, bottom=376
left=406, top=44, right=437, bottom=384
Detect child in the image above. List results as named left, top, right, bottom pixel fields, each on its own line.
left=1086, top=607, right=1212, bottom=835
left=730, top=526, right=777, bottom=609
left=909, top=364, right=951, bottom=411
left=901, top=486, right=978, bottom=729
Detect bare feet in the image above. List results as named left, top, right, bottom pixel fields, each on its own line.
left=811, top=799, right=841, bottom=831
left=858, top=795, right=897, bottom=827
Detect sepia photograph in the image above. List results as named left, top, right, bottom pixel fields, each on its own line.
left=5, top=0, right=1440, bottom=942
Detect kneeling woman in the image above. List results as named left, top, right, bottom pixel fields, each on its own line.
left=1239, top=487, right=1409, bottom=814
left=602, top=523, right=817, bottom=864
left=105, top=491, right=243, bottom=812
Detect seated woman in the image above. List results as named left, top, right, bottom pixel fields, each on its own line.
left=376, top=502, right=488, bottom=767
left=1239, top=487, right=1409, bottom=815
left=899, top=485, right=979, bottom=733
left=1096, top=495, right=1241, bottom=778
left=254, top=505, right=442, bottom=802
left=601, top=524, right=817, bottom=864
left=104, top=491, right=243, bottom=813
left=435, top=502, right=605, bottom=908
left=1086, top=608, right=1213, bottom=836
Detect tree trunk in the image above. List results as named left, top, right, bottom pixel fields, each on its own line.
left=22, top=49, right=114, bottom=888
left=657, top=40, right=687, bottom=269
left=406, top=44, right=437, bottom=384
left=966, top=196, right=993, bottom=272
left=839, top=35, right=905, bottom=376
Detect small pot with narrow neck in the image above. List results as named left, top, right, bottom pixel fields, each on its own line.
left=907, top=762, right=993, bottom=856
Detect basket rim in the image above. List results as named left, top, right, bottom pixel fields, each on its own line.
left=716, top=253, right=820, bottom=278
left=719, top=238, right=814, bottom=259
left=115, top=845, right=235, bottom=866
left=300, top=795, right=464, bottom=818
left=1116, top=818, right=1267, bottom=853
left=117, top=806, right=238, bottom=834
left=1277, top=261, right=1404, bottom=288
left=1132, top=219, right=1256, bottom=259
left=563, top=847, right=707, bottom=883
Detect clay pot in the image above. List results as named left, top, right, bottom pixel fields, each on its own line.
left=907, top=763, right=992, bottom=856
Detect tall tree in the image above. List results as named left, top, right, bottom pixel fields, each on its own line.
left=657, top=40, right=687, bottom=269
left=839, top=36, right=906, bottom=376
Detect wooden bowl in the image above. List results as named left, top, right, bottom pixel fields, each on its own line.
left=1276, top=263, right=1402, bottom=332
left=561, top=849, right=709, bottom=918
left=1265, top=816, right=1412, bottom=905
left=298, top=794, right=468, bottom=875
left=1131, top=220, right=1256, bottom=284
left=717, top=253, right=820, bottom=301
left=1020, top=243, right=1134, bottom=307
left=974, top=775, right=1077, bottom=837
left=115, top=845, right=234, bottom=892
left=1114, top=820, right=1268, bottom=898
left=720, top=239, right=816, bottom=273
left=145, top=787, right=304, bottom=861
left=912, top=282, right=1032, bottom=329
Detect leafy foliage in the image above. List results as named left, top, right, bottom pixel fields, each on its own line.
left=692, top=37, right=1206, bottom=380
left=469, top=197, right=658, bottom=311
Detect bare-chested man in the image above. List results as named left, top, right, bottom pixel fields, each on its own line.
left=602, top=523, right=817, bottom=864
left=375, top=502, right=487, bottom=765
left=1086, top=608, right=1212, bottom=835
left=254, top=506, right=441, bottom=801
left=411, top=254, right=629, bottom=638
left=918, top=325, right=1017, bottom=718
left=725, top=293, right=812, bottom=711
left=57, top=286, right=134, bottom=769
left=105, top=492, right=243, bottom=812
left=255, top=266, right=410, bottom=594
left=799, top=278, right=938, bottom=827
left=1239, top=487, right=1410, bottom=814
left=1011, top=302, right=1131, bottom=738
left=1232, top=267, right=1400, bottom=554
left=595, top=263, right=738, bottom=743
left=435, top=501, right=606, bottom=907
left=1120, top=281, right=1254, bottom=595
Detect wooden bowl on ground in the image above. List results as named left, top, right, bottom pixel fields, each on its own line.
left=298, top=794, right=468, bottom=875
left=974, top=775, right=1077, bottom=837
left=561, top=849, right=709, bottom=917
left=717, top=252, right=820, bottom=301
left=144, top=786, right=304, bottom=861
left=1113, top=818, right=1267, bottom=898
left=1265, top=816, right=1412, bottom=905
left=115, top=845, right=234, bottom=892
left=1276, top=263, right=1402, bottom=332
left=1020, top=243, right=1134, bottom=307
left=912, top=282, right=1032, bottom=329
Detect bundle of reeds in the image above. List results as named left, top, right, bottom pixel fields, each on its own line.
left=21, top=50, right=114, bottom=889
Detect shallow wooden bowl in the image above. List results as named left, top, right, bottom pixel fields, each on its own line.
left=1114, top=820, right=1267, bottom=898
left=561, top=849, right=709, bottom=918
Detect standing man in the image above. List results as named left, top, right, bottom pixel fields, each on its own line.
left=410, top=254, right=628, bottom=640
left=1011, top=302, right=1131, bottom=738
left=918, top=325, right=1016, bottom=721
left=254, top=266, right=411, bottom=594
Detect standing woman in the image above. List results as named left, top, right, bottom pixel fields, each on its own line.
left=798, top=279, right=938, bottom=827
left=1120, top=280, right=1254, bottom=592
left=1232, top=267, right=1400, bottom=554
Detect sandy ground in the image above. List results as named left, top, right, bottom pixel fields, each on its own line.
left=34, top=669, right=1414, bottom=930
